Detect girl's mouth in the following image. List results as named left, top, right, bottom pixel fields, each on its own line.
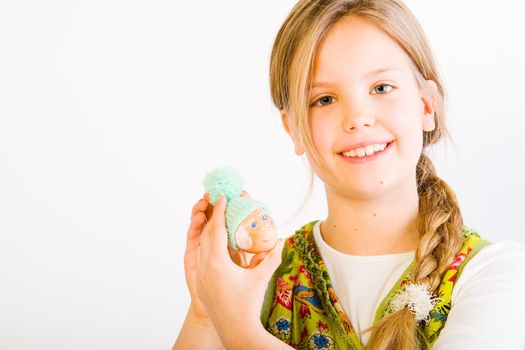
left=338, top=141, right=394, bottom=164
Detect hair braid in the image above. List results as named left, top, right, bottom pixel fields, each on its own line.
left=412, top=154, right=465, bottom=288
left=363, top=154, right=466, bottom=349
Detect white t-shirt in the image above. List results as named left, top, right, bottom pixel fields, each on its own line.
left=312, top=220, right=525, bottom=349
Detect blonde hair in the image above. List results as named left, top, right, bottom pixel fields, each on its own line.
left=269, top=1, right=465, bottom=348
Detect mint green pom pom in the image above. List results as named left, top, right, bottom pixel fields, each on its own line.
left=201, top=166, right=272, bottom=251
left=202, top=167, right=244, bottom=205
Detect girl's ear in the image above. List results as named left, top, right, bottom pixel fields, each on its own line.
left=420, top=79, right=438, bottom=132
left=280, top=110, right=306, bottom=156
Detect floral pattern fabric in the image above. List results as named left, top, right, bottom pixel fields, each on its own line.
left=260, top=220, right=492, bottom=349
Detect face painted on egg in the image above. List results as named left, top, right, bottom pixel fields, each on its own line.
left=234, top=208, right=278, bottom=254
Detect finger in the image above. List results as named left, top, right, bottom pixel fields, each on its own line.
left=187, top=200, right=208, bottom=241
left=202, top=194, right=228, bottom=256
left=204, top=194, right=213, bottom=222
left=229, top=247, right=251, bottom=268
left=189, top=211, right=207, bottom=237
left=186, top=211, right=206, bottom=253
left=208, top=194, right=226, bottom=226
left=240, top=190, right=250, bottom=198
left=228, top=246, right=245, bottom=267
left=202, top=192, right=216, bottom=222
left=247, top=252, right=267, bottom=269
left=191, top=198, right=208, bottom=221
left=238, top=250, right=253, bottom=268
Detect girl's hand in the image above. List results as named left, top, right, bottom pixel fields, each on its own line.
left=183, top=191, right=267, bottom=324
left=184, top=193, right=213, bottom=323
left=196, top=194, right=284, bottom=349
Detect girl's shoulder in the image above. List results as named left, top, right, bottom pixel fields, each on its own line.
left=452, top=225, right=525, bottom=302
left=460, top=225, right=525, bottom=262
left=458, top=225, right=525, bottom=274
left=436, top=229, right=525, bottom=348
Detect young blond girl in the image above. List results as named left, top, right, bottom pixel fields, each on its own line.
left=174, top=0, right=525, bottom=349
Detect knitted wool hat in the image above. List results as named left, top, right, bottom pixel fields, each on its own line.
left=202, top=166, right=271, bottom=251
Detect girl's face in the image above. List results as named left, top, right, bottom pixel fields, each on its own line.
left=294, top=16, right=437, bottom=200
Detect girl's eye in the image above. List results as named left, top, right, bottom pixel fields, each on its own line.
left=311, top=84, right=393, bottom=108
left=262, top=215, right=268, bottom=221
left=311, top=95, right=334, bottom=107
left=372, top=83, right=393, bottom=95
left=251, top=221, right=257, bottom=228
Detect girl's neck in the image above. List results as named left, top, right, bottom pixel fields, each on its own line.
left=320, top=182, right=420, bottom=256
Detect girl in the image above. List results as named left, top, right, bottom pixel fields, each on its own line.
left=174, top=0, right=525, bottom=349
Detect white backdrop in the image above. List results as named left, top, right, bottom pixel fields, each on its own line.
left=1, top=1, right=524, bottom=349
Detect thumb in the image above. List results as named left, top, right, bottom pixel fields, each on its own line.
left=206, top=194, right=229, bottom=251
left=209, top=194, right=227, bottom=228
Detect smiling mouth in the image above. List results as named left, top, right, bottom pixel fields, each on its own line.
left=337, top=141, right=394, bottom=161
left=338, top=141, right=394, bottom=158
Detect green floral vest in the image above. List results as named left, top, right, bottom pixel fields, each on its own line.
left=260, top=220, right=492, bottom=349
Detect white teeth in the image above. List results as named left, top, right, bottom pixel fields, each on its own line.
left=341, top=143, right=388, bottom=158
left=373, top=144, right=386, bottom=152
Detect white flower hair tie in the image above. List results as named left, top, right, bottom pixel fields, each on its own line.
left=389, top=283, right=441, bottom=325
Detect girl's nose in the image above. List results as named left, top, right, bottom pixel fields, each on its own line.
left=341, top=107, right=376, bottom=131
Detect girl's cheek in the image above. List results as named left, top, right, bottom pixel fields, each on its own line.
left=311, top=118, right=334, bottom=146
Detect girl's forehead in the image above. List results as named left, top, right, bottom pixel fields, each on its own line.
left=310, top=65, right=405, bottom=90
left=311, top=17, right=412, bottom=83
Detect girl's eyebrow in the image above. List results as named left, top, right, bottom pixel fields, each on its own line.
left=310, top=65, right=402, bottom=89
